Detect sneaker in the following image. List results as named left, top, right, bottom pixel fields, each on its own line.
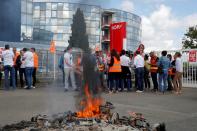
left=24, top=86, right=27, bottom=89
left=108, top=91, right=113, bottom=94
left=32, top=86, right=36, bottom=89
left=136, top=90, right=143, bottom=93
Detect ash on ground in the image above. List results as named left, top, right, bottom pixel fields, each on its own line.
left=0, top=102, right=166, bottom=131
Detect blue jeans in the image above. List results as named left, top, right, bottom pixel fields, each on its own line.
left=136, top=67, right=144, bottom=91
left=4, top=65, right=16, bottom=90
left=108, top=73, right=120, bottom=91
left=159, top=69, right=168, bottom=92
left=25, top=67, right=34, bottom=89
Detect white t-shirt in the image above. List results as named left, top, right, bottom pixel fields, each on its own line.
left=120, top=55, right=130, bottom=67
left=20, top=56, right=26, bottom=68
left=24, top=51, right=34, bottom=67
left=64, top=52, right=73, bottom=68
left=2, top=50, right=14, bottom=66
left=134, top=54, right=144, bottom=68
left=175, top=57, right=183, bottom=72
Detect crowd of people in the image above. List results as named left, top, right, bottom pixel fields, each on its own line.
left=60, top=44, right=183, bottom=95
left=0, top=43, right=183, bottom=95
left=0, top=44, right=38, bottom=90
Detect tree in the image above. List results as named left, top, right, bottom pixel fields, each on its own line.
left=68, top=8, right=89, bottom=52
left=182, top=26, right=197, bottom=49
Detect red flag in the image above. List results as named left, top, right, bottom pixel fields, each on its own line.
left=50, top=41, right=56, bottom=54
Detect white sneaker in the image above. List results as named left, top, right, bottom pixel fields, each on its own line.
left=24, top=86, right=27, bottom=89
left=32, top=86, right=36, bottom=89
left=136, top=90, right=143, bottom=93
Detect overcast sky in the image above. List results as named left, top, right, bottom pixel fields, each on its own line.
left=68, top=0, right=197, bottom=52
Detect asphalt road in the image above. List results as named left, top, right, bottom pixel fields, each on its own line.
left=0, top=84, right=197, bottom=131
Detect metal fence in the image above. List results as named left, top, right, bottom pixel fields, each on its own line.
left=156, top=49, right=197, bottom=88
left=0, top=41, right=196, bottom=87
left=0, top=41, right=65, bottom=80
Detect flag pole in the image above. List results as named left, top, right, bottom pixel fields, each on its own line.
left=50, top=40, right=56, bottom=80
left=54, top=49, right=56, bottom=80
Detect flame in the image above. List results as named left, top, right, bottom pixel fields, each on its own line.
left=77, top=84, right=103, bottom=118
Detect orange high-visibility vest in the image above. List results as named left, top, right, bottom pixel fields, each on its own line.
left=33, top=52, right=39, bottom=68
left=150, top=56, right=158, bottom=73
left=14, top=52, right=20, bottom=65
left=109, top=57, right=121, bottom=73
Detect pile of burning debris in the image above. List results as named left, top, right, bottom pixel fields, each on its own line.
left=0, top=102, right=166, bottom=131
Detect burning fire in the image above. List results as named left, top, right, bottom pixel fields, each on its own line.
left=77, top=84, right=103, bottom=118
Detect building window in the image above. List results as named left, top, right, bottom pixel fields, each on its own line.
left=51, top=19, right=57, bottom=25
left=52, top=11, right=57, bottom=17
left=21, top=0, right=27, bottom=13
left=46, top=3, right=51, bottom=10
left=63, top=3, right=69, bottom=10
left=40, top=3, right=46, bottom=10
left=57, top=11, right=63, bottom=18
left=57, top=33, right=63, bottom=40
left=40, top=11, right=46, bottom=18
left=33, top=10, right=40, bottom=18
left=58, top=3, right=63, bottom=10
left=27, top=2, right=32, bottom=14
left=33, top=3, right=40, bottom=10
left=46, top=11, right=51, bottom=17
left=52, top=3, right=57, bottom=10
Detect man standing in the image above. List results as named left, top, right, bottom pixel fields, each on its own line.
left=16, top=50, right=27, bottom=88
left=150, top=52, right=159, bottom=92
left=2, top=45, right=16, bottom=90
left=157, top=51, right=171, bottom=93
left=120, top=50, right=132, bottom=91
left=95, top=50, right=106, bottom=91
left=58, top=49, right=66, bottom=86
left=173, top=52, right=183, bottom=94
left=13, top=47, right=20, bottom=87
left=64, top=47, right=77, bottom=91
left=31, top=48, right=38, bottom=88
left=134, top=51, right=144, bottom=93
left=23, top=48, right=34, bottom=89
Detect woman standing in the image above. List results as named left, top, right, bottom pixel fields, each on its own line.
left=173, top=52, right=183, bottom=94
left=144, top=54, right=151, bottom=89
left=108, top=49, right=122, bottom=93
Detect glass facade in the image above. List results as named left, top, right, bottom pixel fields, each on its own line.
left=21, top=0, right=33, bottom=41
left=20, top=1, right=141, bottom=50
left=32, top=2, right=101, bottom=47
left=111, top=9, right=142, bottom=51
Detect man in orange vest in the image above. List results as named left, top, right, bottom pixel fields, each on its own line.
left=149, top=51, right=159, bottom=92
left=13, top=47, right=20, bottom=87
left=31, top=48, right=38, bottom=88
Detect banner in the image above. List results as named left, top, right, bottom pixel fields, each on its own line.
left=189, top=50, right=197, bottom=62
left=110, top=22, right=126, bottom=53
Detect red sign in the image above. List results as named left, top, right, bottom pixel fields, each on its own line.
left=110, top=22, right=126, bottom=53
left=189, top=50, right=197, bottom=62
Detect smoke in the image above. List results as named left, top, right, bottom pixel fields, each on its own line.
left=75, top=50, right=102, bottom=111
left=0, top=0, right=21, bottom=42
